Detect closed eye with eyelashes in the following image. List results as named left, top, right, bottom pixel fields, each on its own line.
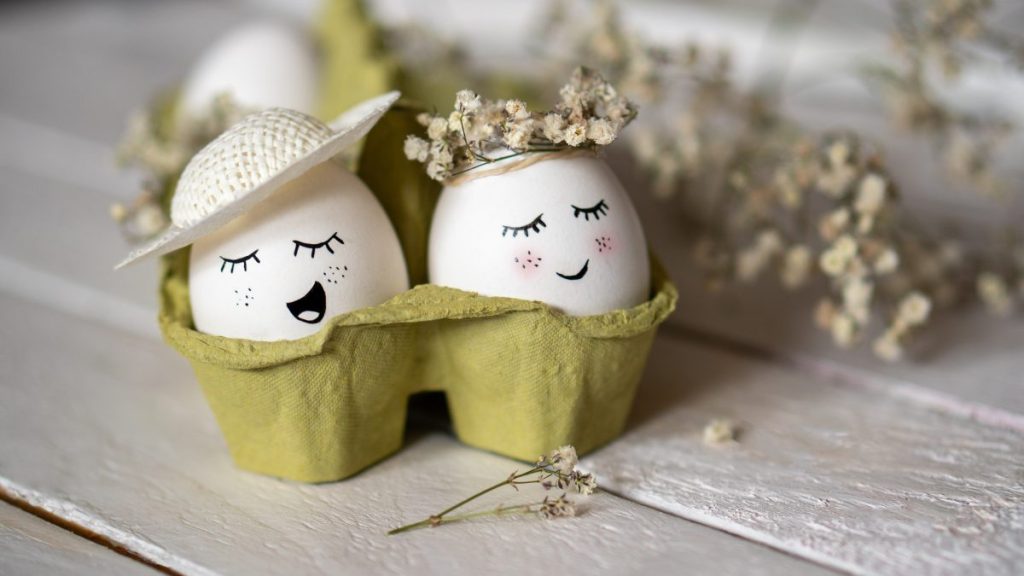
left=572, top=199, right=609, bottom=221
left=220, top=249, right=261, bottom=273
left=293, top=232, right=344, bottom=258
left=502, top=214, right=546, bottom=238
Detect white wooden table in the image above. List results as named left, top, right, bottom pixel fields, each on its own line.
left=1, top=2, right=1022, bottom=575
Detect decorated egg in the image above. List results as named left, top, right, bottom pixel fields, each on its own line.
left=117, top=93, right=407, bottom=341
left=428, top=154, right=650, bottom=316
left=189, top=161, right=408, bottom=341
left=179, top=21, right=318, bottom=119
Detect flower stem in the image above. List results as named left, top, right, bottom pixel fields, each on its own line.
left=387, top=503, right=539, bottom=535
left=387, top=466, right=543, bottom=536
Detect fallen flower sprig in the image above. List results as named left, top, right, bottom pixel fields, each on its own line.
left=388, top=445, right=596, bottom=535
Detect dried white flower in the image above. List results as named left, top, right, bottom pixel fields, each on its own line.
left=430, top=140, right=454, bottom=166
left=873, top=331, right=904, bottom=362
left=819, top=208, right=850, bottom=241
left=587, top=118, right=617, bottom=145
left=447, top=111, right=464, bottom=133
left=815, top=299, right=838, bottom=329
left=736, top=248, right=767, bottom=282
left=427, top=117, right=448, bottom=140
left=818, top=163, right=857, bottom=198
left=564, top=121, right=588, bottom=146
left=854, top=173, right=887, bottom=215
left=842, top=276, right=874, bottom=324
left=830, top=312, right=857, bottom=347
left=574, top=472, right=597, bottom=496
left=820, top=248, right=848, bottom=277
left=426, top=161, right=448, bottom=181
left=898, top=291, right=932, bottom=325
left=504, top=99, right=530, bottom=121
left=543, top=113, right=566, bottom=143
left=782, top=245, right=812, bottom=288
left=503, top=121, right=533, bottom=150
left=455, top=89, right=482, bottom=112
left=874, top=248, right=900, bottom=275
left=978, top=272, right=1015, bottom=316
left=538, top=494, right=576, bottom=519
left=703, top=418, right=738, bottom=445
left=403, top=135, right=430, bottom=162
left=833, top=235, right=858, bottom=259
left=550, top=445, right=578, bottom=474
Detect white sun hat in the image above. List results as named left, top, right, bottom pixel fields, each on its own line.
left=116, top=91, right=400, bottom=269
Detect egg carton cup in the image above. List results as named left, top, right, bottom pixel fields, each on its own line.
left=159, top=247, right=675, bottom=482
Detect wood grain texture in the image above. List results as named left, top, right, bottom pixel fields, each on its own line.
left=1, top=2, right=1022, bottom=574
left=0, top=502, right=158, bottom=576
left=585, top=337, right=1024, bottom=576
left=0, top=290, right=833, bottom=576
left=0, top=0, right=247, bottom=145
left=0, top=167, right=159, bottom=314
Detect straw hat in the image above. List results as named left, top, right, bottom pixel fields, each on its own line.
left=116, top=91, right=400, bottom=269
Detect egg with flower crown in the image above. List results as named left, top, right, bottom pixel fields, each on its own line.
left=414, top=69, right=650, bottom=316
left=117, top=93, right=409, bottom=341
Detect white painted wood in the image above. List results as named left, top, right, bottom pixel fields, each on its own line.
left=1, top=1, right=1022, bottom=574
left=0, top=0, right=250, bottom=145
left=0, top=290, right=833, bottom=576
left=0, top=167, right=159, bottom=314
left=0, top=501, right=158, bottom=576
left=584, top=336, right=1024, bottom=576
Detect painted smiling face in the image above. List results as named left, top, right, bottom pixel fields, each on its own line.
left=189, top=161, right=409, bottom=341
left=428, top=155, right=650, bottom=316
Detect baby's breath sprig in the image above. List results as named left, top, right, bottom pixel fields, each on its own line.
left=114, top=93, right=250, bottom=242
left=404, top=67, right=636, bottom=182
left=387, top=445, right=596, bottom=535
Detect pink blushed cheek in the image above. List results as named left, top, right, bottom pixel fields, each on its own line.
left=512, top=249, right=543, bottom=278
left=594, top=234, right=614, bottom=256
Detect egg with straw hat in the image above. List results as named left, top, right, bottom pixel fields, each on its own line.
left=117, top=92, right=409, bottom=341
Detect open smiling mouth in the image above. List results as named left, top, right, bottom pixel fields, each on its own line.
left=556, top=259, right=590, bottom=281
left=286, top=281, right=327, bottom=324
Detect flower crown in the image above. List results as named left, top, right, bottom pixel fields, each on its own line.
left=404, top=67, right=637, bottom=182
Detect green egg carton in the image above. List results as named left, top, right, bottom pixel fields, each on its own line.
left=157, top=108, right=677, bottom=483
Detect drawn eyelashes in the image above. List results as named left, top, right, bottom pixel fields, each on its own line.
left=293, top=232, right=344, bottom=258
left=220, top=250, right=260, bottom=273
left=502, top=214, right=546, bottom=238
left=572, top=199, right=609, bottom=221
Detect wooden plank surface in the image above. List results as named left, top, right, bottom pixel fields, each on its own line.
left=0, top=501, right=157, bottom=576
left=585, top=336, right=1024, bottom=576
left=0, top=292, right=832, bottom=576
left=1, top=2, right=1023, bottom=575
left=0, top=0, right=247, bottom=145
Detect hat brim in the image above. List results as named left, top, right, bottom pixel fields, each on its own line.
left=115, top=91, right=400, bottom=270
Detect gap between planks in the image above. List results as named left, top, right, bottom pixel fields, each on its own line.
left=0, top=486, right=182, bottom=576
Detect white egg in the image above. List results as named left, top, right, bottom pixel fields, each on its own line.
left=189, top=160, right=409, bottom=341
left=179, top=21, right=318, bottom=119
left=428, top=155, right=650, bottom=316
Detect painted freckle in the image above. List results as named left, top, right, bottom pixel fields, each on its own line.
left=514, top=250, right=543, bottom=272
